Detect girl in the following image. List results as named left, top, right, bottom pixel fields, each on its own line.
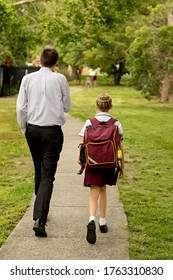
left=79, top=93, right=124, bottom=244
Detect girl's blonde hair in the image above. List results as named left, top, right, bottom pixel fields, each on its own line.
left=96, top=93, right=112, bottom=111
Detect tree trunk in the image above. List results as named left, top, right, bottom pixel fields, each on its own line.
left=113, top=61, right=125, bottom=85
left=168, top=13, right=173, bottom=25
left=160, top=73, right=171, bottom=103
left=71, top=65, right=82, bottom=85
left=113, top=72, right=121, bottom=85
left=158, top=12, right=173, bottom=103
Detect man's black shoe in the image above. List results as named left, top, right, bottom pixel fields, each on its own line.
left=86, top=220, right=96, bottom=244
left=33, top=219, right=47, bottom=237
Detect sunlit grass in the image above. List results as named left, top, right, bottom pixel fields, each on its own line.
left=0, top=98, right=33, bottom=247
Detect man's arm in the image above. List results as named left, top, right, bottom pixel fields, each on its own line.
left=61, top=75, right=71, bottom=112
left=16, top=77, right=28, bottom=134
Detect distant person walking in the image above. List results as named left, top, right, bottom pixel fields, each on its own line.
left=79, top=93, right=124, bottom=244
left=85, top=76, right=92, bottom=88
left=16, top=48, right=71, bottom=237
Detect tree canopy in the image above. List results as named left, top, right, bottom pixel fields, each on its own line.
left=1, top=0, right=173, bottom=102
left=126, top=2, right=173, bottom=102
left=0, top=0, right=46, bottom=65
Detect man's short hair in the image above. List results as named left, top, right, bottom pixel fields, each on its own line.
left=40, top=48, right=59, bottom=67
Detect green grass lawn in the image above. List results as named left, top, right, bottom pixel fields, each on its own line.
left=0, top=97, right=33, bottom=247
left=70, top=83, right=173, bottom=260
left=0, top=83, right=173, bottom=260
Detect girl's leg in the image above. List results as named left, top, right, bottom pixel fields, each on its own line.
left=87, top=185, right=100, bottom=244
left=89, top=185, right=100, bottom=219
left=99, top=185, right=108, bottom=233
left=99, top=185, right=107, bottom=219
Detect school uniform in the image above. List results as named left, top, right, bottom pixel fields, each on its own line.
left=79, top=112, right=123, bottom=187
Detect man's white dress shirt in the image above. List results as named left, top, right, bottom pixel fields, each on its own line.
left=16, top=67, right=71, bottom=133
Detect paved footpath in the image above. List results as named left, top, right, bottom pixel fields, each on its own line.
left=0, top=113, right=129, bottom=260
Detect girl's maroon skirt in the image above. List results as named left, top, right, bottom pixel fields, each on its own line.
left=84, top=168, right=117, bottom=187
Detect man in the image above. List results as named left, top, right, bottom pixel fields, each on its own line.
left=16, top=48, right=71, bottom=237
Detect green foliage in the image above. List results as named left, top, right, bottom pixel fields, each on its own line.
left=0, top=0, right=47, bottom=65
left=127, top=26, right=160, bottom=97
left=2, top=0, right=173, bottom=97
left=47, top=0, right=137, bottom=82
left=126, top=3, right=173, bottom=100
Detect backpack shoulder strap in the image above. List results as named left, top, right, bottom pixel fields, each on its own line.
left=84, top=118, right=99, bottom=143
left=107, top=117, right=117, bottom=125
left=89, top=117, right=100, bottom=126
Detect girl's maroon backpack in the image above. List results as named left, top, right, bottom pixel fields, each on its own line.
left=84, top=117, right=120, bottom=169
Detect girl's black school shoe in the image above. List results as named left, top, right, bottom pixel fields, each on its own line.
left=86, top=220, right=96, bottom=244
left=99, top=224, right=108, bottom=233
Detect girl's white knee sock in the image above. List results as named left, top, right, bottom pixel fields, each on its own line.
left=89, top=216, right=95, bottom=222
left=99, top=217, right=106, bottom=226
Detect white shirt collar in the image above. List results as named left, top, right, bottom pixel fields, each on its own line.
left=39, top=67, right=52, bottom=72
left=95, top=112, right=111, bottom=117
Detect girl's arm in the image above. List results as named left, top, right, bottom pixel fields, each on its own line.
left=119, top=142, right=124, bottom=178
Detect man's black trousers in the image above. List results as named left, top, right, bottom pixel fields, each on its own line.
left=26, top=124, right=64, bottom=223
